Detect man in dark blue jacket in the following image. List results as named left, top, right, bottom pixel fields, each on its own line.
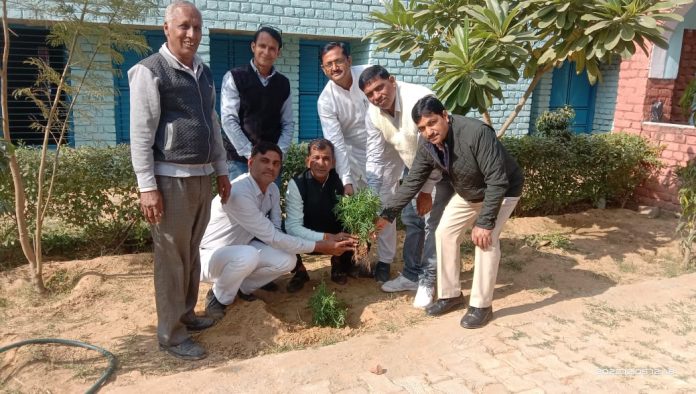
left=377, top=96, right=524, bottom=329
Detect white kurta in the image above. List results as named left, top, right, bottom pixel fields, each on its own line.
left=317, top=65, right=370, bottom=188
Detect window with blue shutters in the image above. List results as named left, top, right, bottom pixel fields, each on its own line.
left=549, top=61, right=598, bottom=134
left=298, top=40, right=329, bottom=141
left=1, top=27, right=68, bottom=146
left=114, top=31, right=166, bottom=144
left=209, top=33, right=253, bottom=115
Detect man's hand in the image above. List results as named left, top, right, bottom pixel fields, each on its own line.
left=324, top=232, right=356, bottom=242
left=140, top=190, right=164, bottom=224
left=471, top=226, right=493, bottom=250
left=344, top=184, right=354, bottom=196
left=217, top=175, right=231, bottom=204
left=314, top=239, right=357, bottom=256
left=416, top=192, right=433, bottom=216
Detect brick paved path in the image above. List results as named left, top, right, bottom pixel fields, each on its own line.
left=108, top=273, right=696, bottom=393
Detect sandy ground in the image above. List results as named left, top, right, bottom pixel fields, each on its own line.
left=0, top=208, right=691, bottom=393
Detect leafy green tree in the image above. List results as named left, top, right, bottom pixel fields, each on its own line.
left=1, top=0, right=156, bottom=293
left=368, top=0, right=690, bottom=136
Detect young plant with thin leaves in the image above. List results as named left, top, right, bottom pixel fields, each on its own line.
left=308, top=280, right=348, bottom=328
left=334, top=187, right=381, bottom=265
left=676, top=159, right=696, bottom=268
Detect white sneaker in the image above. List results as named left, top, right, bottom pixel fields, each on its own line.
left=413, top=285, right=435, bottom=308
left=381, top=273, right=418, bottom=292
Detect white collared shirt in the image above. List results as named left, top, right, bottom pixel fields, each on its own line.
left=200, top=173, right=315, bottom=253
left=317, top=65, right=370, bottom=187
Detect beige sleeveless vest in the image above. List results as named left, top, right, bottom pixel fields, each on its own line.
left=367, top=81, right=432, bottom=168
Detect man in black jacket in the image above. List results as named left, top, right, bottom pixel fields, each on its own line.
left=377, top=96, right=524, bottom=329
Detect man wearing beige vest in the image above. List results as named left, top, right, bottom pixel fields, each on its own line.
left=359, top=65, right=454, bottom=309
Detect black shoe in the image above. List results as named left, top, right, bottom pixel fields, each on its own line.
left=184, top=316, right=215, bottom=331
left=425, top=295, right=465, bottom=317
left=286, top=270, right=310, bottom=293
left=260, top=281, right=279, bottom=292
left=350, top=264, right=373, bottom=278
left=374, top=261, right=390, bottom=283
left=159, top=338, right=207, bottom=360
left=460, top=306, right=493, bottom=329
left=205, top=289, right=227, bottom=320
left=237, top=289, right=258, bottom=302
left=330, top=256, right=348, bottom=285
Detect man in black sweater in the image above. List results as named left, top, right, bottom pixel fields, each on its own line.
left=377, top=96, right=524, bottom=329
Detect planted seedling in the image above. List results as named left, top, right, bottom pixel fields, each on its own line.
left=334, top=188, right=381, bottom=266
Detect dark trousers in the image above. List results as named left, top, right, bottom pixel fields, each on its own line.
left=152, top=175, right=211, bottom=346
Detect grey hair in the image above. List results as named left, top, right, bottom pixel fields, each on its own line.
left=164, top=1, right=198, bottom=23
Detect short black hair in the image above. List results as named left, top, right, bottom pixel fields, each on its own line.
left=251, top=141, right=283, bottom=160
left=254, top=26, right=282, bottom=49
left=307, top=138, right=335, bottom=157
left=320, top=42, right=350, bottom=61
left=358, top=65, right=390, bottom=91
left=412, top=95, right=446, bottom=123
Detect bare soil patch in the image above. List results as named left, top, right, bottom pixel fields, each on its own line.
left=0, top=209, right=691, bottom=392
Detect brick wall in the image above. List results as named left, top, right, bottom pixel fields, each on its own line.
left=592, top=61, right=620, bottom=132
left=632, top=122, right=696, bottom=211
left=670, top=29, right=696, bottom=124
left=613, top=47, right=652, bottom=133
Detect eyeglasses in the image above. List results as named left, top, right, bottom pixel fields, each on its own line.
left=322, top=58, right=347, bottom=69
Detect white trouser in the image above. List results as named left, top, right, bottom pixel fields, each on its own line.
left=374, top=160, right=403, bottom=264
left=200, top=240, right=296, bottom=304
left=436, top=195, right=520, bottom=307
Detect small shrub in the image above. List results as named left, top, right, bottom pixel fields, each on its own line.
left=503, top=132, right=662, bottom=215
left=280, top=142, right=309, bottom=198
left=334, top=188, right=381, bottom=264
left=308, top=281, right=347, bottom=328
left=676, top=159, right=696, bottom=268
left=535, top=106, right=574, bottom=141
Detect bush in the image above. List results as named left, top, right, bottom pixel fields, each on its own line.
left=502, top=132, right=662, bottom=215
left=0, top=144, right=148, bottom=257
left=535, top=106, right=575, bottom=141
left=676, top=159, right=696, bottom=268
left=279, top=142, right=308, bottom=208
left=308, top=280, right=348, bottom=328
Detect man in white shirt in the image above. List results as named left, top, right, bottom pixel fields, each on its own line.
left=316, top=42, right=398, bottom=283
left=199, top=142, right=355, bottom=320
left=360, top=65, right=455, bottom=309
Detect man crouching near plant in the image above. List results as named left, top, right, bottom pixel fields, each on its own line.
left=376, top=95, right=524, bottom=329
left=285, top=138, right=357, bottom=286
left=198, top=141, right=356, bottom=321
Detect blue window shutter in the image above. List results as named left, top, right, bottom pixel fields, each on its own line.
left=549, top=61, right=597, bottom=134
left=114, top=31, right=165, bottom=144
left=298, top=41, right=329, bottom=141
left=210, top=34, right=251, bottom=114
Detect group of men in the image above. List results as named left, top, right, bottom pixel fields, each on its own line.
left=129, top=1, right=524, bottom=361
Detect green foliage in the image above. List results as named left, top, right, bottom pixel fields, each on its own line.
left=676, top=160, right=696, bottom=268
left=0, top=145, right=147, bottom=254
left=535, top=106, right=574, bottom=141
left=334, top=188, right=381, bottom=245
left=368, top=0, right=690, bottom=132
left=308, top=281, right=348, bottom=328
left=679, top=78, right=696, bottom=125
left=524, top=232, right=573, bottom=250
left=503, top=132, right=662, bottom=214
left=280, top=142, right=308, bottom=199
left=0, top=141, right=13, bottom=215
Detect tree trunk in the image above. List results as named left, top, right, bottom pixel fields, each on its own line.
left=497, top=70, right=547, bottom=138
left=1, top=0, right=46, bottom=293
